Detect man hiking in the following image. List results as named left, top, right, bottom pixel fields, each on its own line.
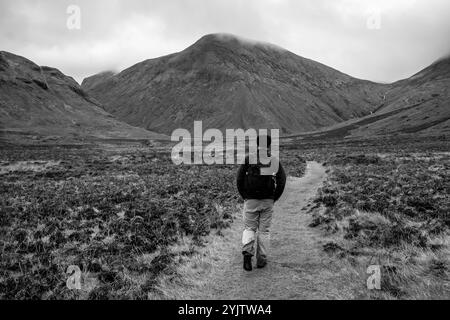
left=236, top=135, right=286, bottom=271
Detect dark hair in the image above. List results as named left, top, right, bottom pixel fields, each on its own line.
left=257, top=135, right=271, bottom=148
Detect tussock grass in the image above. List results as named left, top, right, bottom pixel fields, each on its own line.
left=0, top=144, right=305, bottom=299
left=311, top=150, right=449, bottom=299
left=148, top=211, right=241, bottom=300
left=0, top=145, right=238, bottom=299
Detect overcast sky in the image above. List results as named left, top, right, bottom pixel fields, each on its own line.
left=1, top=0, right=449, bottom=84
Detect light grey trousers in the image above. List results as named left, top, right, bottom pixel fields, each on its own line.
left=242, top=199, right=274, bottom=263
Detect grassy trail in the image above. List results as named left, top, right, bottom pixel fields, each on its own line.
left=179, top=161, right=361, bottom=299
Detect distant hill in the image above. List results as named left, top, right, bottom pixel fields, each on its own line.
left=355, top=56, right=450, bottom=137
left=82, top=33, right=387, bottom=135
left=3, top=33, right=446, bottom=144
left=81, top=71, right=116, bottom=92
left=0, top=51, right=167, bottom=143
left=300, top=56, right=450, bottom=139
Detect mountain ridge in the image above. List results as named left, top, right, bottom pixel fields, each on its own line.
left=82, top=33, right=388, bottom=135
left=0, top=51, right=167, bottom=143
left=2, top=33, right=447, bottom=142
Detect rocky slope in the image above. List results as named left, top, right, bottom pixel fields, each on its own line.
left=81, top=71, right=116, bottom=92
left=0, top=51, right=166, bottom=143
left=82, top=34, right=387, bottom=135
left=357, top=56, right=450, bottom=136
left=315, top=56, right=450, bottom=138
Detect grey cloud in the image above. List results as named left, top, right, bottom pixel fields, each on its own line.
left=1, top=0, right=449, bottom=83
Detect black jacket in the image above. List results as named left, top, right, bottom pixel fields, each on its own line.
left=236, top=155, right=286, bottom=202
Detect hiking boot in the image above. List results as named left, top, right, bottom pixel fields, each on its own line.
left=256, top=259, right=267, bottom=269
left=243, top=254, right=252, bottom=271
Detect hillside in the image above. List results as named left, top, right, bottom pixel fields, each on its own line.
left=297, top=56, right=450, bottom=139
left=354, top=56, right=450, bottom=137
left=81, top=71, right=116, bottom=92
left=0, top=51, right=167, bottom=143
left=82, top=34, right=387, bottom=135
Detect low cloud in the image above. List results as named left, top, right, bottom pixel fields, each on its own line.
left=1, top=0, right=449, bottom=83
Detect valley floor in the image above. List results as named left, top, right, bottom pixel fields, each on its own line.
left=1, top=136, right=448, bottom=299
left=153, top=162, right=363, bottom=299
left=152, top=138, right=449, bottom=300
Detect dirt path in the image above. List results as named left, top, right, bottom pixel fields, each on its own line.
left=189, top=161, right=358, bottom=300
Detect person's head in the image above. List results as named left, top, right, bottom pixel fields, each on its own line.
left=257, top=134, right=271, bottom=149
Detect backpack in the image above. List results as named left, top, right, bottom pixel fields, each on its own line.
left=244, top=160, right=276, bottom=199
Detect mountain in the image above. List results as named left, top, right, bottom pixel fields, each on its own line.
left=359, top=56, right=450, bottom=136
left=81, top=71, right=116, bottom=92
left=82, top=33, right=387, bottom=135
left=304, top=56, right=450, bottom=139
left=0, top=51, right=167, bottom=143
